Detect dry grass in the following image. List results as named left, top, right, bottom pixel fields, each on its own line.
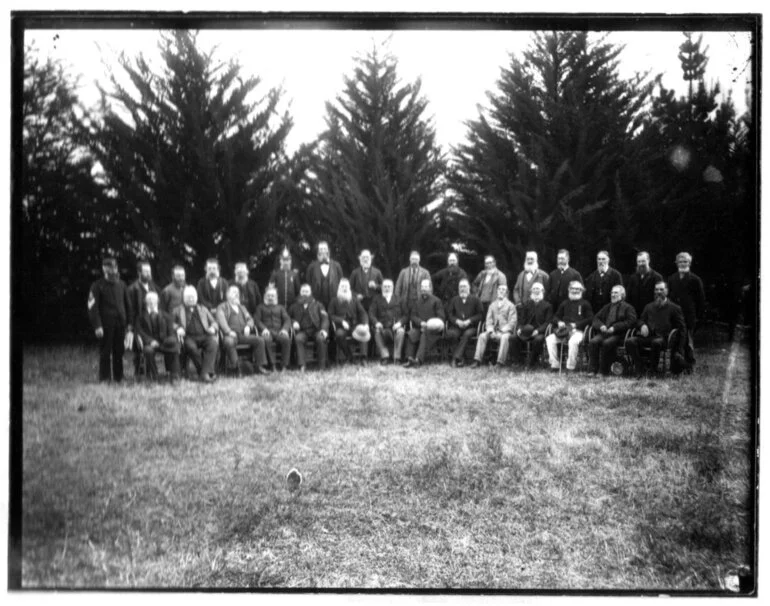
left=20, top=343, right=754, bottom=590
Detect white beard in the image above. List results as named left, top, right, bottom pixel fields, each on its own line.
left=338, top=293, right=352, bottom=303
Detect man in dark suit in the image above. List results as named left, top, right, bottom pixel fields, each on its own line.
left=289, top=283, right=330, bottom=371
left=432, top=252, right=468, bottom=306
left=127, top=260, right=160, bottom=375
left=584, top=251, right=623, bottom=316
left=369, top=279, right=408, bottom=365
left=88, top=256, right=133, bottom=382
left=233, top=261, right=262, bottom=317
left=667, top=252, right=706, bottom=370
left=626, top=251, right=663, bottom=317
left=349, top=249, right=384, bottom=312
left=269, top=248, right=301, bottom=309
left=197, top=258, right=229, bottom=313
left=511, top=282, right=552, bottom=368
left=404, top=278, right=446, bottom=368
left=173, top=285, right=219, bottom=382
left=445, top=278, right=484, bottom=367
left=395, top=250, right=432, bottom=312
left=547, top=249, right=583, bottom=311
left=255, top=286, right=292, bottom=371
left=587, top=285, right=637, bottom=376
left=305, top=241, right=344, bottom=310
left=136, top=291, right=181, bottom=382
left=160, top=265, right=187, bottom=314
left=625, top=281, right=686, bottom=377
left=328, top=278, right=370, bottom=365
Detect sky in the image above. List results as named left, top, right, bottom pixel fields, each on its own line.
left=25, top=27, right=754, bottom=155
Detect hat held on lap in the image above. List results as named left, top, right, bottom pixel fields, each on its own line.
left=352, top=324, right=371, bottom=342
left=554, top=325, right=570, bottom=339
left=426, top=317, right=444, bottom=332
left=519, top=324, right=535, bottom=339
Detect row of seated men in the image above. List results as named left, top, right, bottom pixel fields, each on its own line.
left=89, top=251, right=691, bottom=382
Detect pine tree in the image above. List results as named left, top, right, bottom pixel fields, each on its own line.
left=296, top=41, right=447, bottom=277
left=90, top=30, right=293, bottom=281
left=678, top=32, right=709, bottom=99
left=448, top=31, right=653, bottom=276
left=21, top=46, right=109, bottom=338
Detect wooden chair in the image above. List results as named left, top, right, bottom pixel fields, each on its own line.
left=545, top=324, right=593, bottom=373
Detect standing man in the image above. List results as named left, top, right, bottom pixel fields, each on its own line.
left=584, top=251, right=623, bottom=317
left=255, top=286, right=292, bottom=371
left=173, top=286, right=218, bottom=382
left=587, top=285, right=637, bottom=376
left=305, top=241, right=344, bottom=310
left=197, top=258, right=229, bottom=314
left=626, top=251, right=663, bottom=318
left=395, top=250, right=432, bottom=312
left=404, top=278, right=445, bottom=368
left=88, top=256, right=132, bottom=383
left=432, top=252, right=468, bottom=306
left=667, top=252, right=706, bottom=370
left=545, top=281, right=593, bottom=372
left=233, top=261, right=262, bottom=317
left=160, top=265, right=187, bottom=314
left=328, top=278, right=370, bottom=365
left=349, top=249, right=384, bottom=312
left=512, top=251, right=550, bottom=310
left=136, top=291, right=181, bottom=382
left=445, top=278, right=484, bottom=367
left=511, top=282, right=553, bottom=368
left=626, top=281, right=686, bottom=377
left=269, top=248, right=301, bottom=309
left=547, top=249, right=583, bottom=311
left=289, top=283, right=330, bottom=372
left=472, top=255, right=508, bottom=314
left=471, top=284, right=517, bottom=368
left=216, top=285, right=269, bottom=376
left=127, top=260, right=160, bottom=375
left=369, top=279, right=408, bottom=365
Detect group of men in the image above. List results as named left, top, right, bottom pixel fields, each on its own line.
left=88, top=243, right=705, bottom=382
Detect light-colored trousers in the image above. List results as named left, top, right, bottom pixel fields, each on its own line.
left=546, top=331, right=584, bottom=370
left=474, top=331, right=511, bottom=364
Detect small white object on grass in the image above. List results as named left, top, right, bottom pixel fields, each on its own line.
left=286, top=468, right=302, bottom=493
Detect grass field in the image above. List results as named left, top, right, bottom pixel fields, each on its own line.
left=20, top=343, right=754, bottom=590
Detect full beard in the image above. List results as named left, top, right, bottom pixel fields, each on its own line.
left=338, top=293, right=352, bottom=303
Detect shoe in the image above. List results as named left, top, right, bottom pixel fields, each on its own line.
left=456, top=359, right=465, bottom=368
left=255, top=366, right=269, bottom=375
left=380, top=358, right=389, bottom=366
left=401, top=359, right=411, bottom=368
left=408, top=358, right=423, bottom=369
left=299, top=365, right=306, bottom=373
left=470, top=360, right=480, bottom=369
left=203, top=374, right=216, bottom=383
left=360, top=358, right=368, bottom=367
left=451, top=358, right=457, bottom=368
left=550, top=367, right=560, bottom=373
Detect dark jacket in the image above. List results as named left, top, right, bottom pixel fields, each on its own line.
left=288, top=297, right=330, bottom=333
left=127, top=279, right=160, bottom=327
left=432, top=266, right=468, bottom=303
left=592, top=301, right=637, bottom=334
left=553, top=298, right=593, bottom=331
left=173, top=303, right=217, bottom=335
left=395, top=265, right=432, bottom=306
left=667, top=271, right=706, bottom=329
left=626, top=270, right=663, bottom=317
left=349, top=266, right=384, bottom=304
left=160, top=282, right=186, bottom=314
left=305, top=260, right=344, bottom=307
left=472, top=268, right=508, bottom=304
left=409, top=293, right=446, bottom=327
left=518, top=299, right=553, bottom=334
left=137, top=310, right=176, bottom=345
left=197, top=277, right=230, bottom=312
left=255, top=303, right=291, bottom=334
left=638, top=299, right=686, bottom=339
left=215, top=302, right=255, bottom=334
left=233, top=279, right=262, bottom=317
left=547, top=267, right=583, bottom=310
left=88, top=277, right=131, bottom=330
left=369, top=294, right=408, bottom=330
left=584, top=268, right=623, bottom=314
left=328, top=297, right=368, bottom=328
left=446, top=295, right=484, bottom=327
left=269, top=269, right=301, bottom=308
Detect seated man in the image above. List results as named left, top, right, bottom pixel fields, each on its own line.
left=626, top=281, right=686, bottom=377
left=289, top=283, right=330, bottom=371
left=545, top=281, right=593, bottom=372
left=328, top=278, right=370, bottom=365
left=173, top=285, right=219, bottom=382
left=511, top=282, right=552, bottom=368
left=255, top=286, right=292, bottom=371
left=471, top=284, right=516, bottom=368
left=404, top=278, right=446, bottom=368
left=369, top=278, right=408, bottom=365
left=445, top=278, right=484, bottom=367
left=588, top=285, right=637, bottom=376
left=216, top=285, right=269, bottom=376
left=136, top=291, right=181, bottom=382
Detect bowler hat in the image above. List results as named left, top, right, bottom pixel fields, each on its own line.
left=519, top=324, right=535, bottom=339
left=352, top=324, right=371, bottom=342
left=426, top=317, right=445, bottom=332
left=554, top=325, right=571, bottom=339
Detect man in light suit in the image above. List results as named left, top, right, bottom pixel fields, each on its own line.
left=471, top=284, right=517, bottom=368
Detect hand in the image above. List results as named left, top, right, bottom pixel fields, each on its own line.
left=393, top=322, right=402, bottom=331
left=456, top=319, right=463, bottom=328
left=375, top=322, right=383, bottom=331
left=177, top=326, right=185, bottom=338
left=532, top=329, right=538, bottom=337
left=570, top=323, right=576, bottom=330
left=262, top=328, right=270, bottom=339
left=208, top=325, right=217, bottom=335
left=356, top=294, right=363, bottom=301
left=640, top=324, right=649, bottom=338
left=124, top=331, right=134, bottom=350
left=517, top=329, right=521, bottom=336
left=292, top=321, right=300, bottom=331
left=244, top=326, right=251, bottom=336
left=229, top=331, right=237, bottom=339
left=600, top=325, right=607, bottom=333
left=608, top=327, right=614, bottom=333
left=279, top=330, right=288, bottom=338
left=368, top=280, right=377, bottom=289
left=421, top=321, right=427, bottom=329
left=150, top=340, right=159, bottom=349
left=319, top=330, right=328, bottom=340
left=342, top=321, right=349, bottom=331
left=486, top=328, right=494, bottom=335
left=95, top=327, right=104, bottom=339
left=557, top=321, right=566, bottom=329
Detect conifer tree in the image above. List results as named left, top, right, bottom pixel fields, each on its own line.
left=678, top=32, right=709, bottom=99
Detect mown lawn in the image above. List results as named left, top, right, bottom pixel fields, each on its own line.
left=20, top=343, right=754, bottom=590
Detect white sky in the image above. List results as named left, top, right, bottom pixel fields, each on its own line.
left=26, top=28, right=753, bottom=155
